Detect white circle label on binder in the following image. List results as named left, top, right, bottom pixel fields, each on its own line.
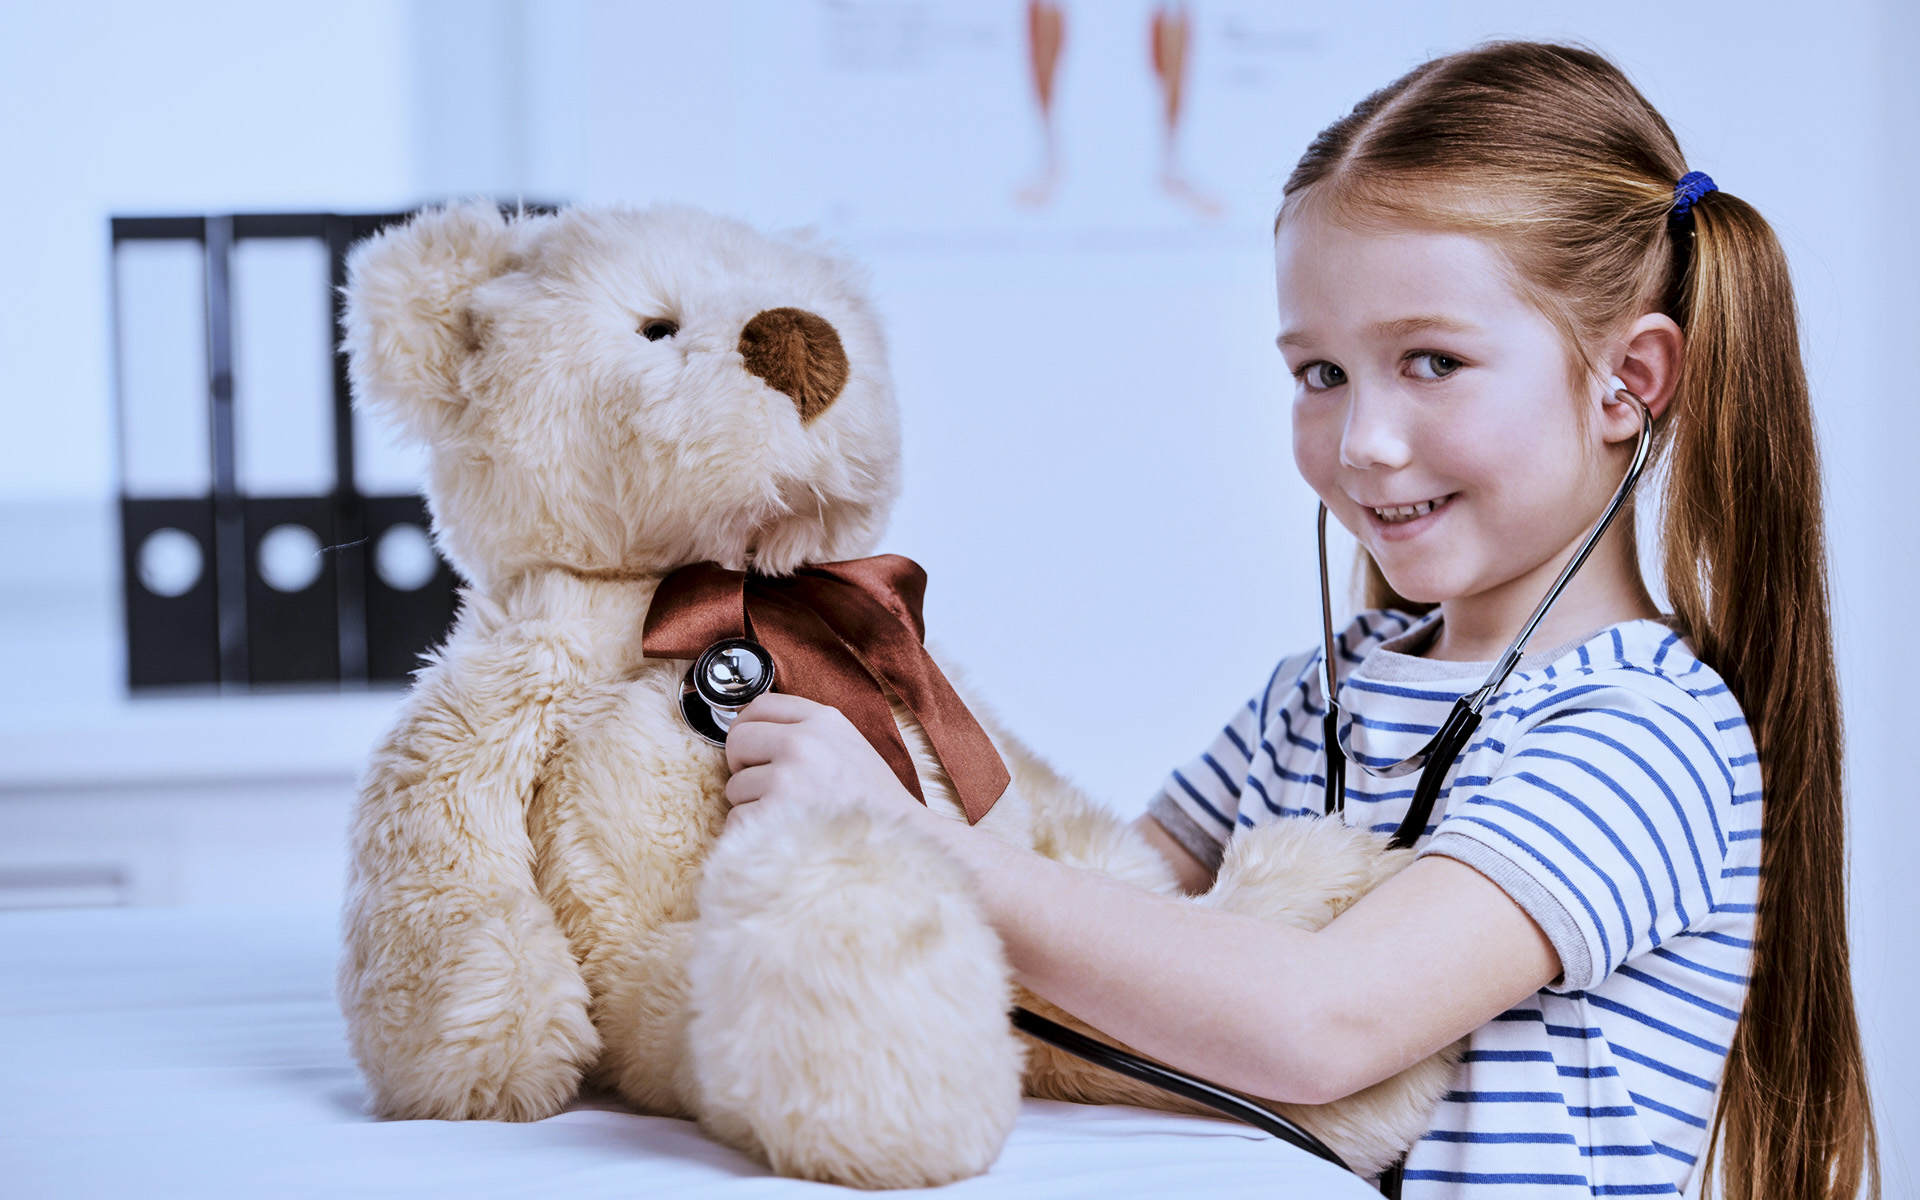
left=138, top=527, right=203, bottom=598
left=375, top=522, right=438, bottom=592
left=258, top=524, right=324, bottom=593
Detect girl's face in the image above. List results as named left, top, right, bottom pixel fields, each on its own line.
left=1277, top=209, right=1621, bottom=610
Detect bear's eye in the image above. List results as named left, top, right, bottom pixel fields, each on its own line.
left=640, top=319, right=679, bottom=342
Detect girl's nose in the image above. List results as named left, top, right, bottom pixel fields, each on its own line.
left=1338, top=389, right=1413, bottom=471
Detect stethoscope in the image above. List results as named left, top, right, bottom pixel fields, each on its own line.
left=679, top=637, right=777, bottom=746
left=1322, top=385, right=1655, bottom=852
left=671, top=386, right=1652, bottom=1184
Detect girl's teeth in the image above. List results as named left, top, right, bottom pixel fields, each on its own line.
left=1374, top=498, right=1441, bottom=523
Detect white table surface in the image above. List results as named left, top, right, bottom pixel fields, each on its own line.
left=0, top=903, right=1378, bottom=1199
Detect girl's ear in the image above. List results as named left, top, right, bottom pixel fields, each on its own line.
left=342, top=200, right=517, bottom=446
left=1607, top=312, right=1684, bottom=427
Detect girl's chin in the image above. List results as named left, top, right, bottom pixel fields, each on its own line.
left=1376, top=576, right=1451, bottom=607
left=1367, top=554, right=1462, bottom=608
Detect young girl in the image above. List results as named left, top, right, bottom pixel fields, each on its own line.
left=721, top=42, right=1879, bottom=1200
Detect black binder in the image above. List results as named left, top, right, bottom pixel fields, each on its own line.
left=111, top=211, right=459, bottom=690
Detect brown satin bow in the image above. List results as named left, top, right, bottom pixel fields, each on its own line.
left=641, top=555, right=1010, bottom=824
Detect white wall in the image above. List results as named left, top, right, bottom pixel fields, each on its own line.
left=0, top=1, right=416, bottom=506
left=0, top=0, right=1911, bottom=1186
left=1870, top=0, right=1920, bottom=1181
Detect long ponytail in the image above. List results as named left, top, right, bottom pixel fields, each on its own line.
left=1665, top=191, right=1878, bottom=1200
left=1281, top=42, right=1880, bottom=1199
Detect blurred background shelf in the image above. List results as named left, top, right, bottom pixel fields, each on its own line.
left=0, top=690, right=404, bottom=793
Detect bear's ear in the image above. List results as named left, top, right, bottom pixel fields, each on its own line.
left=342, top=201, right=515, bottom=444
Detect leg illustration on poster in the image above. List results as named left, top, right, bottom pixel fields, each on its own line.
left=1017, top=0, right=1066, bottom=207
left=1151, top=3, right=1221, bottom=218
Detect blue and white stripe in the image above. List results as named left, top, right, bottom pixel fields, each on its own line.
left=1147, top=611, right=1759, bottom=1197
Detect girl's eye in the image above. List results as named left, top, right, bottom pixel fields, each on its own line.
left=640, top=319, right=679, bottom=342
left=1298, top=361, right=1348, bottom=391
left=1407, top=352, right=1462, bottom=380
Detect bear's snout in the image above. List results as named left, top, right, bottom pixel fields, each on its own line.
left=738, top=308, right=849, bottom=422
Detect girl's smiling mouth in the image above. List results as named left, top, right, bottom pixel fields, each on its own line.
left=1362, top=492, right=1456, bottom=537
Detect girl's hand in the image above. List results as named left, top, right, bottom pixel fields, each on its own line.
left=722, top=692, right=921, bottom=822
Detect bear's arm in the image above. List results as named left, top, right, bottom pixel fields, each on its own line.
left=337, top=615, right=600, bottom=1123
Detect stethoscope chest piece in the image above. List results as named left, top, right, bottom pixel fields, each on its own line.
left=679, top=637, right=777, bottom=746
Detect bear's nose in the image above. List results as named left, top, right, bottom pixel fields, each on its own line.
left=738, top=307, right=849, bottom=422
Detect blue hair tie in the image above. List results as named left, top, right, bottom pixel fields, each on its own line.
left=1672, top=171, right=1717, bottom=220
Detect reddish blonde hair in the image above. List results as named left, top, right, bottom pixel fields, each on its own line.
left=1280, top=42, right=1879, bottom=1200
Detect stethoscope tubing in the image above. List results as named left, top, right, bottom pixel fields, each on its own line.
left=1010, top=1005, right=1353, bottom=1172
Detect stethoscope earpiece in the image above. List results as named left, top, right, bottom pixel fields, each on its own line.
left=679, top=637, right=776, bottom=746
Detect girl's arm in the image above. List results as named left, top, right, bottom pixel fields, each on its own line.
left=1133, top=812, right=1216, bottom=894
left=724, top=694, right=1560, bottom=1106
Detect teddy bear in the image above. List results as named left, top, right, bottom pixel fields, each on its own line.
left=336, top=201, right=1458, bottom=1190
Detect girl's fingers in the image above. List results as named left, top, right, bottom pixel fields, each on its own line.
left=725, top=762, right=774, bottom=807
left=723, top=716, right=787, bottom=773
left=733, top=692, right=826, bottom=725
left=719, top=694, right=898, bottom=815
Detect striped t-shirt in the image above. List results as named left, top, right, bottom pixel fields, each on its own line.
left=1147, top=609, right=1759, bottom=1197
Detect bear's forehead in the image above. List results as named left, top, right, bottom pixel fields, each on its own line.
left=527, top=210, right=815, bottom=286
left=500, top=221, right=850, bottom=333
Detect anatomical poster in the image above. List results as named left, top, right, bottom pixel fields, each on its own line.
left=719, top=0, right=1445, bottom=241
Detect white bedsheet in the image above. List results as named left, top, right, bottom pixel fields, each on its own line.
left=0, top=904, right=1376, bottom=1198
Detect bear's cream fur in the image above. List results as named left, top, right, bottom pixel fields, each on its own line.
left=338, top=202, right=1458, bottom=1189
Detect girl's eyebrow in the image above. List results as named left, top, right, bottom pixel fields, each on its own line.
left=1371, top=315, right=1481, bottom=339
left=1276, top=315, right=1484, bottom=351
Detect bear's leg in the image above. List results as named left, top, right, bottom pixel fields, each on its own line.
left=685, top=802, right=1023, bottom=1189
left=590, top=920, right=700, bottom=1119
left=341, top=881, right=598, bottom=1122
